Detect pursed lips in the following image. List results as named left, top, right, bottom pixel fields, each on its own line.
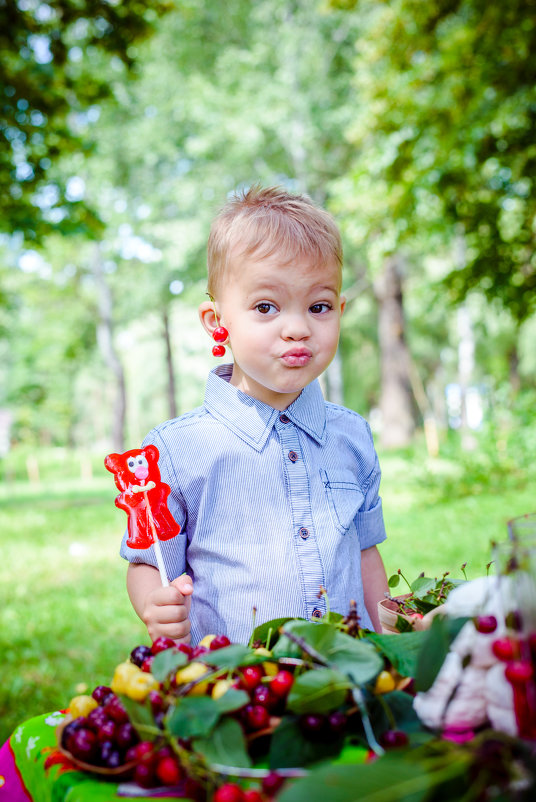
left=280, top=348, right=313, bottom=367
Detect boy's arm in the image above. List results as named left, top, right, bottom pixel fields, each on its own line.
left=361, top=545, right=389, bottom=632
left=127, top=562, right=193, bottom=643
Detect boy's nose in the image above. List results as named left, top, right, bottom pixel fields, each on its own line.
left=282, top=315, right=310, bottom=340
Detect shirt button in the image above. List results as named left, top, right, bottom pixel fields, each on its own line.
left=279, top=414, right=290, bottom=423
left=311, top=608, right=323, bottom=619
left=288, top=450, right=299, bottom=462
left=298, top=527, right=310, bottom=540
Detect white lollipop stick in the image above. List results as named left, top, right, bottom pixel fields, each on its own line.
left=143, top=490, right=169, bottom=587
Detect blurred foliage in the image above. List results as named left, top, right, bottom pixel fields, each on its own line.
left=0, top=0, right=172, bottom=240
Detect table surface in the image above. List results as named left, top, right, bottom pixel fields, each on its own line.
left=0, top=712, right=186, bottom=801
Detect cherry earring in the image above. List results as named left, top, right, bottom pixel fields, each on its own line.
left=212, top=326, right=229, bottom=357
left=211, top=303, right=229, bottom=357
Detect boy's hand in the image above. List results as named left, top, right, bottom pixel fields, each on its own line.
left=142, top=574, right=193, bottom=643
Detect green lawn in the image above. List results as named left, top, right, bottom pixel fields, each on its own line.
left=1, top=451, right=533, bottom=745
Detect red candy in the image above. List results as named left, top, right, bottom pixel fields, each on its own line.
left=104, top=446, right=180, bottom=549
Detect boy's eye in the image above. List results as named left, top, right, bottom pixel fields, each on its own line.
left=255, top=302, right=277, bottom=315
left=309, top=302, right=332, bottom=314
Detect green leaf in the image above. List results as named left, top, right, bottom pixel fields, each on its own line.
left=253, top=617, right=301, bottom=646
left=276, top=755, right=444, bottom=802
left=366, top=630, right=428, bottom=678
left=388, top=574, right=401, bottom=589
left=287, top=668, right=352, bottom=714
left=410, top=576, right=437, bottom=596
left=414, top=616, right=468, bottom=692
left=166, top=696, right=220, bottom=738
left=198, top=644, right=255, bottom=669
left=194, top=716, right=251, bottom=769
left=117, top=695, right=157, bottom=740
left=279, top=620, right=382, bottom=685
left=269, top=715, right=343, bottom=769
left=151, top=649, right=188, bottom=682
left=212, top=687, right=249, bottom=715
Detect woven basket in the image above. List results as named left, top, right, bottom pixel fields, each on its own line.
left=378, top=594, right=445, bottom=634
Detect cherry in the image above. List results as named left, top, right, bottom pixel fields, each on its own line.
left=99, top=739, right=123, bottom=768
left=214, top=783, right=245, bottom=802
left=379, top=729, right=409, bottom=749
left=148, top=690, right=165, bottom=714
left=243, top=791, right=264, bottom=802
left=492, top=637, right=517, bottom=662
left=328, top=710, right=347, bottom=735
left=91, top=685, right=113, bottom=705
left=96, top=718, right=117, bottom=743
left=261, top=771, right=285, bottom=796
left=116, top=722, right=138, bottom=750
left=474, top=615, right=498, bottom=634
left=244, top=703, right=270, bottom=731
left=141, top=656, right=155, bottom=673
left=130, top=644, right=152, bottom=667
left=134, top=761, right=156, bottom=788
left=156, top=755, right=182, bottom=786
left=213, top=326, right=229, bottom=343
left=505, top=660, right=534, bottom=684
left=212, top=344, right=226, bottom=357
left=67, top=727, right=98, bottom=762
left=151, top=636, right=176, bottom=655
left=176, top=642, right=193, bottom=660
left=191, top=644, right=209, bottom=658
left=252, top=684, right=275, bottom=710
left=239, top=666, right=264, bottom=692
left=132, top=741, right=155, bottom=762
left=87, top=706, right=109, bottom=731
left=103, top=696, right=129, bottom=724
left=210, top=634, right=232, bottom=650
left=299, top=713, right=326, bottom=739
left=270, top=670, right=294, bottom=698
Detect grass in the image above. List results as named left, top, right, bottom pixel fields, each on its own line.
left=1, top=448, right=534, bottom=745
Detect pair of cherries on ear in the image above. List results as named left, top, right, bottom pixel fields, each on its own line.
left=212, top=325, right=229, bottom=357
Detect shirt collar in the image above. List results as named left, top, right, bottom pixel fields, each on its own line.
left=204, top=364, right=327, bottom=451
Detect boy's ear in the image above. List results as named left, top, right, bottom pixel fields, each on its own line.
left=198, top=300, right=219, bottom=336
left=340, top=295, right=346, bottom=316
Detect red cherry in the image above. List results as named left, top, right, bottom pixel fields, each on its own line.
left=103, top=696, right=129, bottom=724
left=492, top=637, right=517, bottom=662
left=191, top=644, right=209, bottom=658
left=210, top=634, right=232, bottom=650
left=141, top=655, right=154, bottom=673
left=133, top=740, right=155, bottom=762
left=156, top=755, right=182, bottom=786
left=212, top=344, right=226, bottom=357
left=243, top=790, right=264, bottom=802
left=380, top=729, right=409, bottom=749
left=474, top=615, right=498, bottom=634
left=134, top=761, right=156, bottom=788
left=151, top=636, right=176, bottom=655
left=270, top=670, right=294, bottom=698
left=177, top=642, right=193, bottom=660
left=244, top=703, right=270, bottom=731
left=252, top=683, right=275, bottom=710
left=239, top=665, right=264, bottom=692
left=505, top=660, right=534, bottom=684
left=214, top=783, right=245, bottom=802
left=213, top=326, right=229, bottom=343
left=261, top=771, right=285, bottom=796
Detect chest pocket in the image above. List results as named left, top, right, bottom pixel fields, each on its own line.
left=321, top=469, right=365, bottom=536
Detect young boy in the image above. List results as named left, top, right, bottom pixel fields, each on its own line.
left=121, top=185, right=388, bottom=645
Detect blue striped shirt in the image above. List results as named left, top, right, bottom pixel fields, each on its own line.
left=120, top=364, right=386, bottom=644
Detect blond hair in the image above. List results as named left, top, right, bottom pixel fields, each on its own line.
left=207, top=185, right=343, bottom=297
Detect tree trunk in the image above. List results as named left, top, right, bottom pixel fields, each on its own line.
left=162, top=305, right=178, bottom=419
left=374, top=254, right=415, bottom=449
left=91, top=245, right=126, bottom=452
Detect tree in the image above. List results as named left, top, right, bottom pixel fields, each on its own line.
left=0, top=0, right=172, bottom=241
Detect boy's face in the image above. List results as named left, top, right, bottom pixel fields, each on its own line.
left=211, top=251, right=345, bottom=410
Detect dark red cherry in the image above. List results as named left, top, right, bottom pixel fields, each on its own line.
left=380, top=729, right=409, bottom=749
left=474, top=615, right=498, bottom=634
left=262, top=771, right=285, bottom=795
left=244, top=703, right=270, bottom=731
left=92, top=685, right=113, bottom=705
left=130, top=644, right=152, bottom=667
left=210, top=634, right=232, bottom=650
left=151, top=636, right=176, bottom=655
left=299, top=713, right=326, bottom=739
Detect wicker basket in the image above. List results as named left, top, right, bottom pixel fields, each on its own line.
left=378, top=594, right=445, bottom=634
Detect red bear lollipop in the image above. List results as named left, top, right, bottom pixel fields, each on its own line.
left=104, top=446, right=180, bottom=586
